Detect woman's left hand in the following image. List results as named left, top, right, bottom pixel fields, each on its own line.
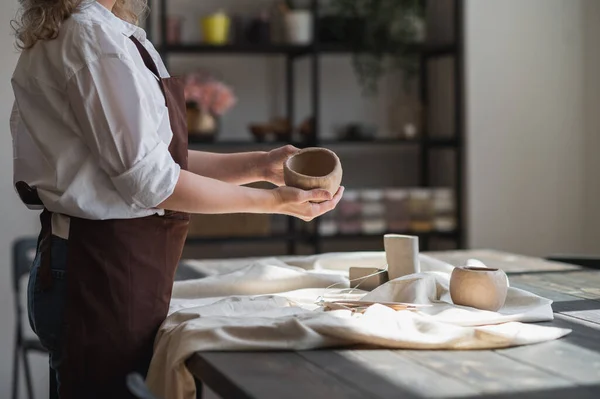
left=261, top=145, right=299, bottom=186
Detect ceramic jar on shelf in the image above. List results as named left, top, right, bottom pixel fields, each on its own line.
left=337, top=190, right=361, bottom=234
left=318, top=208, right=338, bottom=236
left=385, top=189, right=410, bottom=232
left=201, top=11, right=231, bottom=45
left=166, top=16, right=183, bottom=44
left=186, top=107, right=219, bottom=141
left=360, top=190, right=386, bottom=235
left=284, top=10, right=313, bottom=44
left=433, top=188, right=456, bottom=232
left=409, top=189, right=434, bottom=233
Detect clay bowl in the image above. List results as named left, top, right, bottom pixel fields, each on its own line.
left=449, top=266, right=508, bottom=311
left=283, top=147, right=343, bottom=199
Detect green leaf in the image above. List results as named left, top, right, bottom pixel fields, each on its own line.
left=330, top=0, right=426, bottom=96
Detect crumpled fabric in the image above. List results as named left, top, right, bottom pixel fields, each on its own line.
left=147, top=253, right=570, bottom=399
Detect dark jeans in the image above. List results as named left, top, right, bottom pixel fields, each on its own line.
left=27, top=236, right=68, bottom=396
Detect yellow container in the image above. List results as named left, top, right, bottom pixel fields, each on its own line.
left=201, top=13, right=230, bottom=45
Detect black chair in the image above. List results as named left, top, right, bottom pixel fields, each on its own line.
left=127, top=373, right=203, bottom=399
left=12, top=238, right=47, bottom=399
left=127, top=373, right=162, bottom=399
left=546, top=254, right=600, bottom=270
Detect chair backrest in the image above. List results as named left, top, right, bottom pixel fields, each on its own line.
left=126, top=373, right=161, bottom=399
left=12, top=238, right=38, bottom=292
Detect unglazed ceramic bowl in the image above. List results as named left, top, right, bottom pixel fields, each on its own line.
left=283, top=147, right=343, bottom=198
left=449, top=266, right=508, bottom=311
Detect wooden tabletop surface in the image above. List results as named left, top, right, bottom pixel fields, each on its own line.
left=185, top=250, right=600, bottom=399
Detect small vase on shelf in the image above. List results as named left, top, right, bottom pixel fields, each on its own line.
left=183, top=71, right=236, bottom=142
left=280, top=1, right=313, bottom=45
left=166, top=16, right=183, bottom=45
left=201, top=11, right=231, bottom=45
left=285, top=10, right=313, bottom=45
left=187, top=105, right=219, bottom=142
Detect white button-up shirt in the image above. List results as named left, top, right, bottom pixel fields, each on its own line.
left=11, top=1, right=180, bottom=238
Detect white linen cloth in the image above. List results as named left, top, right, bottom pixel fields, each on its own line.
left=11, top=1, right=179, bottom=238
left=147, top=252, right=570, bottom=399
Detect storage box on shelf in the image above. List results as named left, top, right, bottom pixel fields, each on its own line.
left=318, top=207, right=339, bottom=237
left=433, top=188, right=457, bottom=232
left=269, top=214, right=289, bottom=235
left=360, top=190, right=386, bottom=235
left=187, top=181, right=279, bottom=240
left=337, top=190, right=362, bottom=235
left=385, top=189, right=410, bottom=231
left=188, top=214, right=271, bottom=238
left=409, top=189, right=434, bottom=233
left=311, top=187, right=457, bottom=239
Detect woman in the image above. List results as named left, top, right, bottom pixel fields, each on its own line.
left=10, top=0, right=343, bottom=397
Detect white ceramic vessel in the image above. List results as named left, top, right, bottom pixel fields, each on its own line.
left=383, top=234, right=420, bottom=280
left=285, top=11, right=313, bottom=44
left=449, top=266, right=508, bottom=311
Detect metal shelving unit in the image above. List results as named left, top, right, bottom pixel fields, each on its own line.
left=146, top=0, right=465, bottom=254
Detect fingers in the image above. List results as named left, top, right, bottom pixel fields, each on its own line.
left=299, top=186, right=345, bottom=222
left=282, top=144, right=300, bottom=154
left=276, top=186, right=344, bottom=221
left=301, top=189, right=333, bottom=203
left=331, top=186, right=345, bottom=202
left=310, top=186, right=344, bottom=216
left=274, top=145, right=299, bottom=160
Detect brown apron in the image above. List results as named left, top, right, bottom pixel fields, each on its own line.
left=17, top=36, right=190, bottom=398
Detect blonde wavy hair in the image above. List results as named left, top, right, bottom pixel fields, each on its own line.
left=12, top=0, right=149, bottom=50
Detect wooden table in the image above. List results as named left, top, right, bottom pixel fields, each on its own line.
left=185, top=250, right=600, bottom=399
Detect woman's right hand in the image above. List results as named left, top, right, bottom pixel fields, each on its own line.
left=272, top=186, right=345, bottom=221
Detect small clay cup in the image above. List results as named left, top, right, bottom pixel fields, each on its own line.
left=449, top=266, right=508, bottom=311
left=283, top=147, right=343, bottom=199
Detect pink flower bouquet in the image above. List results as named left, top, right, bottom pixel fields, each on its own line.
left=183, top=71, right=237, bottom=116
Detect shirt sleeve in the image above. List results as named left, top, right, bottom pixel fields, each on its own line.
left=66, top=54, right=180, bottom=209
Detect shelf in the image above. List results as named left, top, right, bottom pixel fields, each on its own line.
left=186, top=233, right=304, bottom=245
left=162, top=43, right=310, bottom=56
left=185, top=230, right=460, bottom=245
left=319, top=230, right=460, bottom=241
left=188, top=137, right=307, bottom=148
left=320, top=137, right=460, bottom=148
left=188, top=136, right=460, bottom=149
left=161, top=42, right=457, bottom=58
left=315, top=42, right=457, bottom=58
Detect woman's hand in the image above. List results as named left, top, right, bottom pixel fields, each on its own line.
left=272, top=186, right=345, bottom=221
left=261, top=145, right=299, bottom=186
left=158, top=166, right=343, bottom=218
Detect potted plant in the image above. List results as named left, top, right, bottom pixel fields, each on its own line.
left=184, top=71, right=237, bottom=141
left=329, top=0, right=426, bottom=95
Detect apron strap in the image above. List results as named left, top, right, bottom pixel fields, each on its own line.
left=38, top=210, right=54, bottom=290
left=129, top=36, right=161, bottom=77
left=128, top=36, right=167, bottom=104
